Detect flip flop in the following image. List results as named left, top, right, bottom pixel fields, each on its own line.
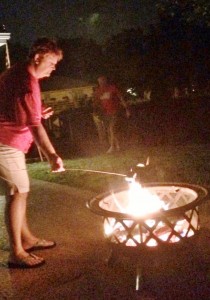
left=26, top=239, right=56, bottom=252
left=8, top=253, right=45, bottom=269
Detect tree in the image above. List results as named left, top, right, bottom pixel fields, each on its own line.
left=155, top=0, right=210, bottom=90
left=156, top=0, right=210, bottom=27
left=103, top=28, right=145, bottom=88
left=57, top=37, right=104, bottom=81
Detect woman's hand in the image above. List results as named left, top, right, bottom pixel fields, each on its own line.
left=49, top=153, right=65, bottom=172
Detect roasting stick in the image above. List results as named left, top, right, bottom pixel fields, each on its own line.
left=64, top=168, right=127, bottom=177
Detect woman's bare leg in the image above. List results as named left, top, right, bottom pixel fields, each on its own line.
left=5, top=192, right=43, bottom=265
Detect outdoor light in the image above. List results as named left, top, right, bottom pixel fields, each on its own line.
left=127, top=88, right=138, bottom=97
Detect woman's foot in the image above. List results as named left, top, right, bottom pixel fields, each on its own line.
left=8, top=252, right=45, bottom=269
left=24, top=239, right=56, bottom=252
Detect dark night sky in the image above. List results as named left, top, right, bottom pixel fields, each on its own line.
left=0, top=0, right=158, bottom=46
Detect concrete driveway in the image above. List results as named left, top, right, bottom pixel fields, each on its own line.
left=1, top=179, right=210, bottom=300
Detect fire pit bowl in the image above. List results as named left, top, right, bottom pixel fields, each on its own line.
left=87, top=182, right=208, bottom=248
left=87, top=182, right=208, bottom=290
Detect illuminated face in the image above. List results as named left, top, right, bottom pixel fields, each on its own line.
left=34, top=52, right=61, bottom=79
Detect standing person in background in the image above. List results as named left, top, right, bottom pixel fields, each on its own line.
left=0, top=37, right=64, bottom=269
left=91, top=86, right=107, bottom=148
left=93, top=76, right=130, bottom=153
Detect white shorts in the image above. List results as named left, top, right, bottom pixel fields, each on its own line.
left=0, top=144, right=30, bottom=195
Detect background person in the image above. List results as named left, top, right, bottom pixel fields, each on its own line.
left=93, top=76, right=130, bottom=153
left=0, top=37, right=64, bottom=268
left=91, top=86, right=107, bottom=148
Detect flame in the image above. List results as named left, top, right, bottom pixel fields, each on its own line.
left=126, top=178, right=167, bottom=216
left=103, top=176, right=198, bottom=247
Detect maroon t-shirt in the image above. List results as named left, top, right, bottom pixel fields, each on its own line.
left=0, top=63, right=41, bottom=153
left=94, top=84, right=121, bottom=115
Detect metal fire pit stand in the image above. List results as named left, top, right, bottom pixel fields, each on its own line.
left=87, top=182, right=209, bottom=291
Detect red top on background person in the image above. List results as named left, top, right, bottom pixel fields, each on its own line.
left=93, top=76, right=130, bottom=153
left=94, top=76, right=122, bottom=116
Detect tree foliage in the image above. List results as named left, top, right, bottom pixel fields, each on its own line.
left=156, top=0, right=210, bottom=27
left=103, top=28, right=144, bottom=87
left=57, top=37, right=104, bottom=81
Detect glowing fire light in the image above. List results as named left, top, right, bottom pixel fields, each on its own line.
left=104, top=177, right=170, bottom=246
left=101, top=175, right=199, bottom=247
left=126, top=178, right=167, bottom=217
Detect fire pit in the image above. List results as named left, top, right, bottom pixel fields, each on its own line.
left=87, top=181, right=208, bottom=290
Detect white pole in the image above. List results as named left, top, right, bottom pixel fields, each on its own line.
left=5, top=41, right=11, bottom=69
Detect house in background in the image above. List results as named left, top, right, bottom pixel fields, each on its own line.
left=41, top=76, right=96, bottom=141
left=41, top=76, right=95, bottom=115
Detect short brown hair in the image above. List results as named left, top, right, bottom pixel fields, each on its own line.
left=28, top=37, right=63, bottom=61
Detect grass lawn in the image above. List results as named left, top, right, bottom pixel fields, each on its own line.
left=27, top=143, right=210, bottom=193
